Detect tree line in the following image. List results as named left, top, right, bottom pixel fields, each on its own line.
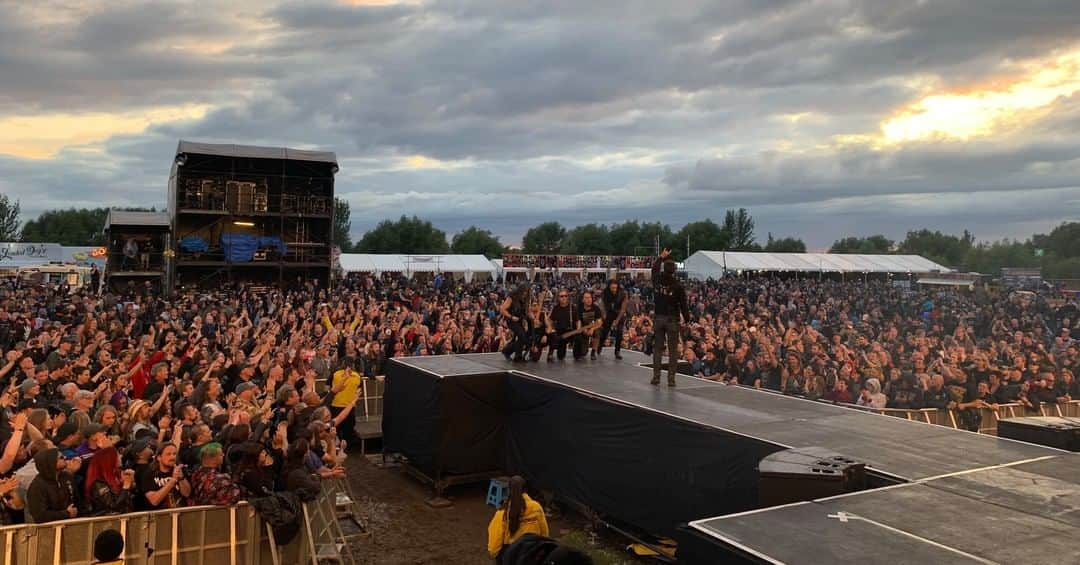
left=334, top=205, right=805, bottom=261
left=3, top=193, right=1078, bottom=278
left=828, top=225, right=1080, bottom=279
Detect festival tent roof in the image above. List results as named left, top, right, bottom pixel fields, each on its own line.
left=338, top=254, right=498, bottom=278
left=684, top=251, right=950, bottom=278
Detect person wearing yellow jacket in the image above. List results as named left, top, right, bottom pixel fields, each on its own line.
left=487, top=476, right=549, bottom=559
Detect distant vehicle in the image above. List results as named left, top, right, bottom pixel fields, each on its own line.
left=17, top=264, right=93, bottom=291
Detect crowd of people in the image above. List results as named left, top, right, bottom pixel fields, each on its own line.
left=0, top=268, right=1076, bottom=529
left=637, top=278, right=1079, bottom=430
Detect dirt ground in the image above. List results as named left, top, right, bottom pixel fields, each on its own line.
left=343, top=451, right=642, bottom=565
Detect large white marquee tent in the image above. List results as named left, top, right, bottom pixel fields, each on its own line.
left=338, top=254, right=498, bottom=282
left=683, top=251, right=950, bottom=280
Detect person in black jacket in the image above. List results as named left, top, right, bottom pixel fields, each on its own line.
left=26, top=447, right=78, bottom=523
left=500, top=285, right=532, bottom=363
left=651, top=249, right=690, bottom=387
left=599, top=279, right=628, bottom=359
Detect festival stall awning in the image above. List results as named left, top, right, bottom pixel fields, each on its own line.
left=684, top=251, right=950, bottom=279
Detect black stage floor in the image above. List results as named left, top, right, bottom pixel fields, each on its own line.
left=395, top=352, right=1080, bottom=564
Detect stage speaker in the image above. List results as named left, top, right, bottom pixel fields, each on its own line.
left=758, top=447, right=866, bottom=507
left=997, top=417, right=1080, bottom=452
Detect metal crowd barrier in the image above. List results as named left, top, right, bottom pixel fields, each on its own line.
left=312, top=376, right=384, bottom=421
left=0, top=480, right=356, bottom=565
left=855, top=400, right=1080, bottom=435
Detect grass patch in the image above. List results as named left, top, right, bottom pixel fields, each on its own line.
left=557, top=529, right=636, bottom=565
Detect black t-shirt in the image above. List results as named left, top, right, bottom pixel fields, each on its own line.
left=136, top=466, right=182, bottom=510
left=549, top=305, right=575, bottom=333
left=578, top=304, right=603, bottom=328
left=602, top=290, right=626, bottom=319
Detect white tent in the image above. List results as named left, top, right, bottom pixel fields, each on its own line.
left=683, top=251, right=950, bottom=280
left=338, top=254, right=498, bottom=282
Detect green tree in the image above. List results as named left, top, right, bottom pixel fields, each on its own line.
left=355, top=215, right=449, bottom=254
left=722, top=208, right=756, bottom=250
left=829, top=235, right=894, bottom=254
left=0, top=194, right=21, bottom=241
left=21, top=208, right=113, bottom=245
left=607, top=221, right=645, bottom=255
left=451, top=226, right=504, bottom=258
left=522, top=221, right=566, bottom=254
left=333, top=197, right=352, bottom=251
left=764, top=233, right=807, bottom=253
left=964, top=239, right=1038, bottom=275
left=898, top=229, right=974, bottom=267
left=676, top=219, right=730, bottom=259
left=1032, top=222, right=1080, bottom=259
left=562, top=223, right=611, bottom=255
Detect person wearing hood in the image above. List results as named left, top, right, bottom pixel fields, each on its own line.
left=857, top=378, right=888, bottom=409
left=487, top=476, right=549, bottom=559
left=650, top=249, right=690, bottom=387
left=26, top=447, right=78, bottom=523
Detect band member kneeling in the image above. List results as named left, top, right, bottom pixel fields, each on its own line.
left=545, top=290, right=575, bottom=361
left=544, top=290, right=604, bottom=361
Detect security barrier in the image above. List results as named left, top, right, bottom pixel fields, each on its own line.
left=0, top=481, right=355, bottom=565
left=856, top=400, right=1080, bottom=435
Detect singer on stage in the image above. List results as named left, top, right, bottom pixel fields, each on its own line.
left=651, top=248, right=690, bottom=386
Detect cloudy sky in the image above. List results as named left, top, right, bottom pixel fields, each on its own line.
left=2, top=0, right=1079, bottom=248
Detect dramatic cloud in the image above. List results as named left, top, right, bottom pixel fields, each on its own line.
left=2, top=0, right=1079, bottom=247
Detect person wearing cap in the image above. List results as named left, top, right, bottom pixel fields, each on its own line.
left=74, top=423, right=112, bottom=461
left=190, top=443, right=241, bottom=506
left=232, top=381, right=263, bottom=421
left=55, top=421, right=84, bottom=459
left=18, top=378, right=42, bottom=408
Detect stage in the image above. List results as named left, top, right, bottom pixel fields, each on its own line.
left=383, top=351, right=1080, bottom=564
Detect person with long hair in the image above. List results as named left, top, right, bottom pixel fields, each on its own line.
left=575, top=291, right=604, bottom=361
left=282, top=438, right=321, bottom=497
left=525, top=301, right=548, bottom=362
left=499, top=285, right=532, bottom=363
left=93, top=405, right=121, bottom=440
left=135, top=443, right=190, bottom=511
left=599, top=279, right=629, bottom=359
left=231, top=441, right=278, bottom=498
left=83, top=447, right=135, bottom=515
left=486, top=476, right=549, bottom=559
